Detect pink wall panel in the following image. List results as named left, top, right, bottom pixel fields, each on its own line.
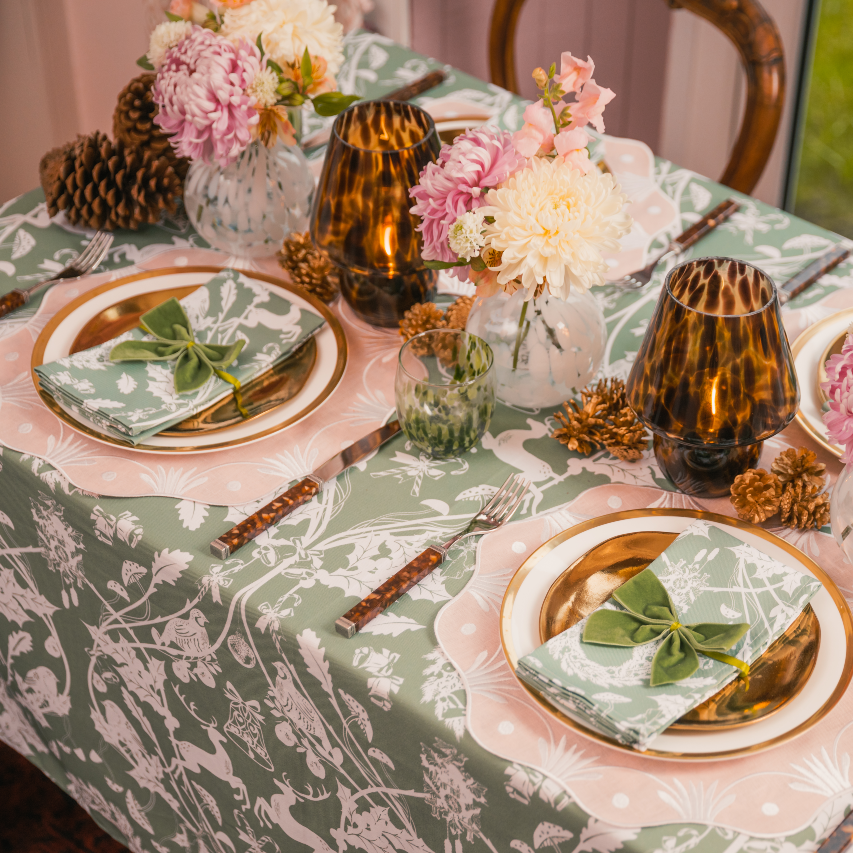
left=410, top=0, right=672, bottom=151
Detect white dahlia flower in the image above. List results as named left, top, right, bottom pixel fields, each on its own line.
left=479, top=156, right=631, bottom=298
left=220, top=0, right=344, bottom=76
left=147, top=20, right=194, bottom=69
left=448, top=209, right=486, bottom=260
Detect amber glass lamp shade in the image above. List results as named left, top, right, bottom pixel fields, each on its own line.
left=310, top=101, right=441, bottom=327
left=625, top=258, right=799, bottom=497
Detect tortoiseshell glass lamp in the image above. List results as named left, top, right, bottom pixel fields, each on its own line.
left=310, top=101, right=441, bottom=327
left=625, top=258, right=800, bottom=497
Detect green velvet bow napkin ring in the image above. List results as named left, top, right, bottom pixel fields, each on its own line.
left=109, top=298, right=247, bottom=409
left=582, top=569, right=750, bottom=686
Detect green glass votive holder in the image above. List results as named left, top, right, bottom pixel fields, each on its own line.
left=395, top=329, right=496, bottom=459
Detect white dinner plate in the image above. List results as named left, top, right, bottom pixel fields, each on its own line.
left=31, top=266, right=347, bottom=453
left=500, top=509, right=853, bottom=759
left=792, top=307, right=853, bottom=459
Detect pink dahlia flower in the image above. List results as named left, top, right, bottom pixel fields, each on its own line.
left=409, top=127, right=523, bottom=274
left=823, top=332, right=853, bottom=461
left=153, top=26, right=261, bottom=168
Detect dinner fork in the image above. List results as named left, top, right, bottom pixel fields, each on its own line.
left=0, top=231, right=114, bottom=319
left=614, top=198, right=740, bottom=290
left=335, top=473, right=531, bottom=638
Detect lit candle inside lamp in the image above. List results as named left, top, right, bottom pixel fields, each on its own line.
left=382, top=214, right=396, bottom=273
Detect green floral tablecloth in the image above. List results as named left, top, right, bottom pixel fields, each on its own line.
left=1, top=31, right=853, bottom=853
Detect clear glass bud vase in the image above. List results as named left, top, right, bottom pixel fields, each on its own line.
left=184, top=137, right=314, bottom=258
left=465, top=287, right=607, bottom=408
left=832, top=463, right=853, bottom=562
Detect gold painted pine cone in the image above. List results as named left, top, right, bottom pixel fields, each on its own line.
left=771, top=447, right=827, bottom=491
left=780, top=479, right=831, bottom=530
left=39, top=131, right=182, bottom=231
left=730, top=468, right=783, bottom=523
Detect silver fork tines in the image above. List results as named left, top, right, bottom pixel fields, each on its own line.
left=28, top=231, right=114, bottom=294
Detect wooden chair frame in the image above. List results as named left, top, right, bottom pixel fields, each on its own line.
left=489, top=0, right=786, bottom=194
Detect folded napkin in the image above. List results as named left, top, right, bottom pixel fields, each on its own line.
left=36, top=269, right=325, bottom=444
left=516, top=520, right=823, bottom=750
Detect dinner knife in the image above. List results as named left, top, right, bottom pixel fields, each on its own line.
left=209, top=419, right=401, bottom=558
left=778, top=243, right=852, bottom=305
left=300, top=69, right=447, bottom=150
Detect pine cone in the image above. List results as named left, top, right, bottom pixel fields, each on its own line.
left=780, top=480, right=831, bottom=530
left=445, top=295, right=474, bottom=330
left=602, top=406, right=648, bottom=461
left=552, top=395, right=608, bottom=455
left=277, top=231, right=339, bottom=303
left=771, top=447, right=827, bottom=491
left=39, top=132, right=182, bottom=231
left=113, top=74, right=188, bottom=180
left=730, top=469, right=783, bottom=523
left=399, top=302, right=446, bottom=355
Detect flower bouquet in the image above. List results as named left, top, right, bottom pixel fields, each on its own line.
left=142, top=0, right=359, bottom=256
left=822, top=329, right=853, bottom=559
left=409, top=54, right=632, bottom=408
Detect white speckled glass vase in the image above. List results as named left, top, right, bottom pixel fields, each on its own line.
left=831, top=464, right=853, bottom=562
left=465, top=288, right=607, bottom=408
left=184, top=139, right=314, bottom=258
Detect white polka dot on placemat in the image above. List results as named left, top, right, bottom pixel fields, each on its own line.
left=18, top=423, right=32, bottom=434
left=5, top=352, right=18, bottom=361
left=102, top=472, right=117, bottom=481
left=174, top=256, right=188, bottom=267
left=606, top=258, right=619, bottom=268
left=607, top=496, right=623, bottom=509
left=512, top=541, right=526, bottom=553
left=762, top=803, right=779, bottom=816
left=619, top=154, right=634, bottom=163
left=498, top=721, right=514, bottom=735
left=66, top=288, right=79, bottom=298
left=461, top=623, right=476, bottom=635
left=612, top=793, right=629, bottom=809
left=647, top=205, right=661, bottom=215
left=227, top=481, right=241, bottom=491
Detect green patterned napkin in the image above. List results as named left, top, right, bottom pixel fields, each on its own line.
left=516, top=520, right=823, bottom=750
left=35, top=269, right=325, bottom=444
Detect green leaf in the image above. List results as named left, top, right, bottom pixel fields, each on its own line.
left=266, top=59, right=283, bottom=75
left=139, top=297, right=192, bottom=342
left=651, top=630, right=700, bottom=686
left=300, top=47, right=313, bottom=89
left=583, top=610, right=669, bottom=647
left=174, top=346, right=214, bottom=394
left=109, top=340, right=184, bottom=362
left=311, top=92, right=360, bottom=117
left=611, top=570, right=677, bottom=622
left=470, top=257, right=486, bottom=271
left=684, top=621, right=749, bottom=652
left=255, top=32, right=265, bottom=59
left=423, top=259, right=468, bottom=270
left=548, top=62, right=556, bottom=78
left=165, top=10, right=183, bottom=21
left=137, top=54, right=154, bottom=70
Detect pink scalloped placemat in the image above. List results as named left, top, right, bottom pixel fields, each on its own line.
left=0, top=248, right=400, bottom=504
left=435, top=475, right=853, bottom=838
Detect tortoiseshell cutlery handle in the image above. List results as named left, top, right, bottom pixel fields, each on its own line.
left=336, top=547, right=446, bottom=638
left=210, top=476, right=321, bottom=559
left=380, top=69, right=447, bottom=102
left=779, top=244, right=851, bottom=305
left=673, top=198, right=740, bottom=252
left=0, top=290, right=28, bottom=319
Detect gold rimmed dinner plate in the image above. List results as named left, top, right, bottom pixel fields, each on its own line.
left=792, top=307, right=853, bottom=459
left=31, top=267, right=347, bottom=453
left=500, top=509, right=853, bottom=760
left=538, top=531, right=820, bottom=731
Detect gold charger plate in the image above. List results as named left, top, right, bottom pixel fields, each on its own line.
left=539, top=531, right=820, bottom=730
left=791, top=306, right=853, bottom=459
left=31, top=266, right=347, bottom=453
left=500, top=509, right=853, bottom=760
